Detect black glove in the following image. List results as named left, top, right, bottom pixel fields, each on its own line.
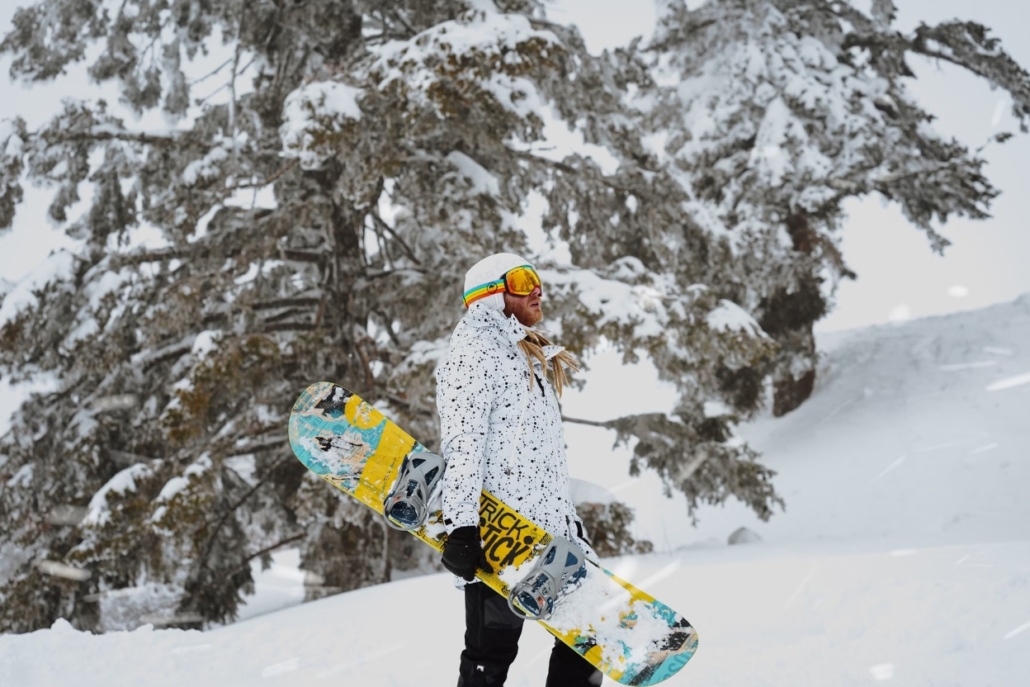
left=441, top=526, right=493, bottom=581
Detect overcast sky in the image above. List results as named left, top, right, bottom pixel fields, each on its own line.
left=0, top=0, right=1027, bottom=332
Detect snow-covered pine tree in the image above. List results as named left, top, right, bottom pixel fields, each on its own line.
left=0, top=0, right=1025, bottom=633
left=0, top=0, right=771, bottom=632
left=634, top=0, right=1030, bottom=416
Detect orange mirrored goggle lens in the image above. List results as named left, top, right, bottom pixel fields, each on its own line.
left=505, top=265, right=541, bottom=296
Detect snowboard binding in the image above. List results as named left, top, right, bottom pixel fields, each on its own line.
left=507, top=536, right=588, bottom=621
left=383, top=451, right=446, bottom=531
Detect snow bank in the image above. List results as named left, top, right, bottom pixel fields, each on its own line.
left=2, top=543, right=1028, bottom=686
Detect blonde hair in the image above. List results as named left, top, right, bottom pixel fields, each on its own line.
left=517, top=329, right=580, bottom=397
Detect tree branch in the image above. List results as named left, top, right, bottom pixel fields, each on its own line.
left=234, top=159, right=299, bottom=190
left=263, top=321, right=316, bottom=333
left=203, top=452, right=289, bottom=533
left=242, top=532, right=304, bottom=565
left=508, top=148, right=637, bottom=192
left=250, top=296, right=322, bottom=311
left=279, top=248, right=328, bottom=264
left=189, top=56, right=234, bottom=86
left=369, top=212, right=422, bottom=266
left=562, top=415, right=615, bottom=429
left=58, top=129, right=179, bottom=148
left=112, top=247, right=186, bottom=267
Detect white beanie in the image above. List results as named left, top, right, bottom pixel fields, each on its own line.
left=463, top=252, right=533, bottom=311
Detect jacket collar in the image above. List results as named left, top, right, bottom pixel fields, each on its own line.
left=463, top=304, right=568, bottom=363
left=465, top=302, right=527, bottom=346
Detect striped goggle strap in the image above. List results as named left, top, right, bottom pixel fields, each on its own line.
left=463, top=278, right=506, bottom=308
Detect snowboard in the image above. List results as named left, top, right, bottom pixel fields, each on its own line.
left=288, top=381, right=699, bottom=685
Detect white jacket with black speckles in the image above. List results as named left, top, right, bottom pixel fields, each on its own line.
left=436, top=302, right=595, bottom=561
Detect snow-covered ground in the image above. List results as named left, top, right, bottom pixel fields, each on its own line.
left=2, top=297, right=1029, bottom=686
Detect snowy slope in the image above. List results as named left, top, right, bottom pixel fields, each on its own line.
left=695, top=291, right=1030, bottom=548
left=562, top=292, right=1030, bottom=552
left=2, top=543, right=1027, bottom=686
left=2, top=298, right=1030, bottom=686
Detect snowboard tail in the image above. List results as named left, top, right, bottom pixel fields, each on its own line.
left=289, top=381, right=698, bottom=685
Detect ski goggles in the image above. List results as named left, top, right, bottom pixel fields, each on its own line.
left=463, top=265, right=541, bottom=307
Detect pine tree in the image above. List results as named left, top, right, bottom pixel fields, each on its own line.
left=0, top=0, right=1025, bottom=633
left=637, top=0, right=1030, bottom=415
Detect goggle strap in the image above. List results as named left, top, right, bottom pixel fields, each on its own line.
left=463, top=278, right=506, bottom=308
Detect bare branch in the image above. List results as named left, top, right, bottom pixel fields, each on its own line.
left=279, top=248, right=328, bottom=264
left=250, top=296, right=322, bottom=311
left=262, top=308, right=307, bottom=324
left=189, top=57, right=234, bottom=86
left=562, top=415, right=615, bottom=429
left=111, top=247, right=186, bottom=267
left=234, top=159, right=299, bottom=190
left=369, top=212, right=422, bottom=266
left=263, top=321, right=316, bottom=333
left=242, top=533, right=304, bottom=564
left=58, top=129, right=178, bottom=148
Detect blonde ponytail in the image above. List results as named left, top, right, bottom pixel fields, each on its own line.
left=517, top=329, right=579, bottom=397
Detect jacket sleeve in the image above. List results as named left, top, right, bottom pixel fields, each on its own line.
left=437, top=340, right=495, bottom=533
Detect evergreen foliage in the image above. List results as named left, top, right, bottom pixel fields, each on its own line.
left=0, top=0, right=1025, bottom=632
left=576, top=501, right=654, bottom=559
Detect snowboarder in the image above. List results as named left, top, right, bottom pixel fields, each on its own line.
left=436, top=253, right=603, bottom=687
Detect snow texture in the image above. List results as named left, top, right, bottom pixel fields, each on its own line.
left=82, top=463, right=154, bottom=527
left=705, top=299, right=765, bottom=337
left=5, top=462, right=33, bottom=488
left=156, top=477, right=188, bottom=503
left=181, top=146, right=229, bottom=186
left=445, top=151, right=501, bottom=197
left=542, top=267, right=670, bottom=339
left=191, top=330, right=221, bottom=358
left=0, top=250, right=76, bottom=328
left=280, top=81, right=363, bottom=168
left=370, top=11, right=559, bottom=123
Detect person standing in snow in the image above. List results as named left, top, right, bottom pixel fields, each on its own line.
left=436, top=253, right=602, bottom=687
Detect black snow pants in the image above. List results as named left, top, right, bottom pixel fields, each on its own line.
left=457, top=582, right=603, bottom=687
